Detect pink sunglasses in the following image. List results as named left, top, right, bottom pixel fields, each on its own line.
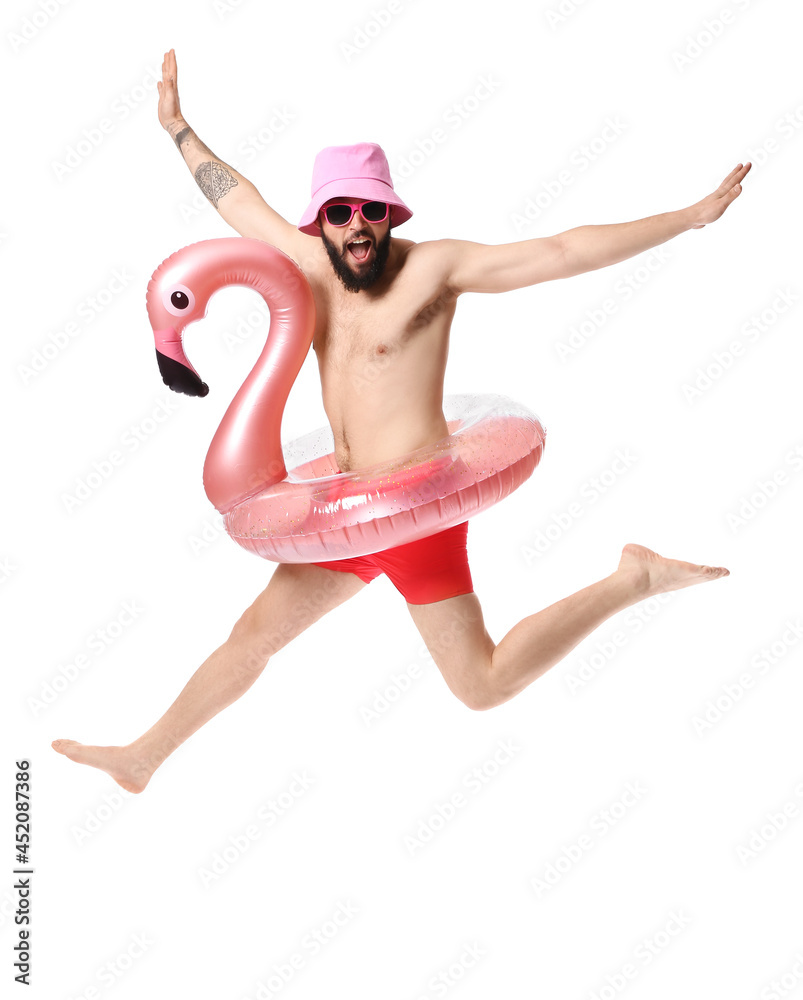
left=321, top=200, right=390, bottom=227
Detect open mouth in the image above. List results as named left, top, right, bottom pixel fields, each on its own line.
left=347, top=238, right=372, bottom=262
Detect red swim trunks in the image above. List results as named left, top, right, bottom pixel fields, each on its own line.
left=312, top=520, right=473, bottom=604
left=310, top=452, right=474, bottom=604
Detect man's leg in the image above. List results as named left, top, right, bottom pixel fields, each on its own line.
left=52, top=563, right=368, bottom=791
left=406, top=542, right=729, bottom=711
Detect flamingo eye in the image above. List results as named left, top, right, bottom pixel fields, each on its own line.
left=163, top=284, right=195, bottom=317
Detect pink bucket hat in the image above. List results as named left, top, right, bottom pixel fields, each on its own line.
left=298, top=142, right=412, bottom=236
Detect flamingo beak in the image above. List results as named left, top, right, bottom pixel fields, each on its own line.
left=153, top=326, right=209, bottom=397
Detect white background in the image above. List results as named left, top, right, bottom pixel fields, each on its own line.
left=3, top=0, right=802, bottom=997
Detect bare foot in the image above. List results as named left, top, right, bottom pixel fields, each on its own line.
left=51, top=740, right=153, bottom=794
left=617, top=542, right=730, bottom=598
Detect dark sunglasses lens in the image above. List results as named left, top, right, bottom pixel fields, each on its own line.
left=325, top=204, right=352, bottom=226
left=362, top=201, right=388, bottom=222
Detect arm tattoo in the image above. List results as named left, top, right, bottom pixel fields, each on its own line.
left=173, top=125, right=192, bottom=149
left=171, top=124, right=215, bottom=159
left=195, top=161, right=238, bottom=208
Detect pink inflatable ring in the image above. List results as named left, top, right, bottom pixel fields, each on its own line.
left=146, top=238, right=546, bottom=563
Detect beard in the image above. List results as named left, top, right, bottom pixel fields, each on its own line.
left=320, top=226, right=392, bottom=293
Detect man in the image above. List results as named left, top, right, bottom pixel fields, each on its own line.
left=52, top=49, right=746, bottom=792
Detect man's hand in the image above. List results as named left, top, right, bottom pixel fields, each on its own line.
left=157, top=48, right=184, bottom=131
left=687, top=162, right=752, bottom=229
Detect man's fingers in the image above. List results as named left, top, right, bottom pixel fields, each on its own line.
left=161, top=48, right=176, bottom=84
left=718, top=162, right=751, bottom=195
left=717, top=165, right=741, bottom=194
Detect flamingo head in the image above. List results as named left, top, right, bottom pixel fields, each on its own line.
left=146, top=245, right=217, bottom=397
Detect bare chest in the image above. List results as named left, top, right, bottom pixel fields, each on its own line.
left=301, top=259, right=456, bottom=468
left=311, top=280, right=456, bottom=373
left=316, top=303, right=408, bottom=373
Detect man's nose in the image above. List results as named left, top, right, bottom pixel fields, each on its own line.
left=348, top=215, right=370, bottom=234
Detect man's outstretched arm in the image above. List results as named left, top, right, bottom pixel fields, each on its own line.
left=156, top=49, right=308, bottom=258
left=441, top=162, right=752, bottom=295
left=555, top=161, right=751, bottom=277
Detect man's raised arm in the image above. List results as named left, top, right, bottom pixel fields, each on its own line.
left=441, top=162, right=751, bottom=296
left=156, top=49, right=306, bottom=257
left=555, top=162, right=751, bottom=277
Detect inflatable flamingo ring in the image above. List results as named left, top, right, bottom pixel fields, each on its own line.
left=146, top=237, right=546, bottom=563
